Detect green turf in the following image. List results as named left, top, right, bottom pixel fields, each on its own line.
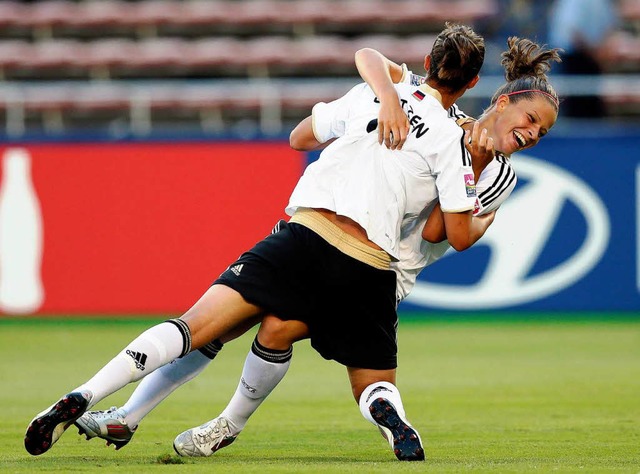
left=1, top=316, right=639, bottom=472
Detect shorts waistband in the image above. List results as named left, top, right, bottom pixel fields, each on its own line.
left=290, top=208, right=391, bottom=270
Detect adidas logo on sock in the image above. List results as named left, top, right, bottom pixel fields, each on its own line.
left=230, top=264, right=243, bottom=276
left=240, top=377, right=257, bottom=394
left=126, top=350, right=148, bottom=371
left=366, top=385, right=392, bottom=403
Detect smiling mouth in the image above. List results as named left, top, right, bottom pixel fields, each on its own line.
left=513, top=130, right=526, bottom=148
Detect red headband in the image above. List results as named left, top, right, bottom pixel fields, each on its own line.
left=505, top=89, right=559, bottom=107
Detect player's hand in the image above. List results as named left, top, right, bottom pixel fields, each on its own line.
left=378, top=99, right=409, bottom=150
left=465, top=121, right=495, bottom=179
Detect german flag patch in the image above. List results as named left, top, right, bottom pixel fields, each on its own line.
left=412, top=90, right=425, bottom=101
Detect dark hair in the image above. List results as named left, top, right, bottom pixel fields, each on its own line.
left=428, top=22, right=485, bottom=92
left=491, top=37, right=562, bottom=110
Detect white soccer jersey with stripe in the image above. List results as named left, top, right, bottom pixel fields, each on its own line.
left=394, top=153, right=516, bottom=301
left=300, top=70, right=518, bottom=302
left=286, top=82, right=475, bottom=260
left=389, top=66, right=518, bottom=300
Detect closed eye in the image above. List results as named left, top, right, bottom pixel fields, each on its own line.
left=528, top=113, right=548, bottom=139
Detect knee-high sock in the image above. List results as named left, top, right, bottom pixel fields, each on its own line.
left=120, top=339, right=223, bottom=428
left=358, top=381, right=408, bottom=426
left=220, top=337, right=291, bottom=435
left=74, top=319, right=192, bottom=407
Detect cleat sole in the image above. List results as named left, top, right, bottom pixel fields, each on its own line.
left=369, top=398, right=425, bottom=462
left=25, top=393, right=89, bottom=456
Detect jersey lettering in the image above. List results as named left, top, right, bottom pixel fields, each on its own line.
left=401, top=99, right=429, bottom=138
left=371, top=96, right=430, bottom=138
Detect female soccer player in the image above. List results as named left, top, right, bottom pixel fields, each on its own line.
left=24, top=22, right=487, bottom=458
left=169, top=35, right=560, bottom=461
left=26, top=29, right=560, bottom=462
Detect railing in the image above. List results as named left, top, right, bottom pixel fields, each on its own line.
left=1, top=75, right=639, bottom=138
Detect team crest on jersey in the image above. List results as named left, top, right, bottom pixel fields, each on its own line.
left=464, top=174, right=477, bottom=197
left=412, top=90, right=425, bottom=101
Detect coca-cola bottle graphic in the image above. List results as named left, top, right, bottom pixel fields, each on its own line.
left=0, top=148, right=44, bottom=314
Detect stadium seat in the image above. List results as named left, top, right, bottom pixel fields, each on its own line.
left=20, top=40, right=86, bottom=74
left=0, top=0, right=500, bottom=36
left=600, top=31, right=640, bottom=72
left=67, top=0, right=132, bottom=31
left=0, top=41, right=31, bottom=77
left=0, top=1, right=27, bottom=31
left=29, top=0, right=78, bottom=34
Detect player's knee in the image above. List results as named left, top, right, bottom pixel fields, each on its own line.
left=257, top=315, right=309, bottom=350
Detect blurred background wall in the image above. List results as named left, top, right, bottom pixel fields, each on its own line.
left=0, top=0, right=637, bottom=315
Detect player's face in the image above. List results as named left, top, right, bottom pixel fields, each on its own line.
left=491, top=94, right=557, bottom=155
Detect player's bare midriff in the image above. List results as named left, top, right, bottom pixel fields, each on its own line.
left=313, top=208, right=384, bottom=251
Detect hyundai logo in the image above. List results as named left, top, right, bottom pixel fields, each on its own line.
left=407, top=155, right=610, bottom=309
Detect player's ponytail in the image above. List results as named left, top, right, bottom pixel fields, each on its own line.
left=428, top=22, right=485, bottom=92
left=491, top=37, right=562, bottom=110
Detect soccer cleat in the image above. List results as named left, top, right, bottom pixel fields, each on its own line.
left=75, top=407, right=136, bottom=450
left=25, top=391, right=92, bottom=456
left=173, top=416, right=237, bottom=457
left=369, top=397, right=425, bottom=461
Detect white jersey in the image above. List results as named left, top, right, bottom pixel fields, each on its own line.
left=286, top=82, right=475, bottom=260
left=301, top=70, right=517, bottom=301
left=394, top=153, right=516, bottom=301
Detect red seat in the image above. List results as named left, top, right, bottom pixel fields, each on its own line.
left=620, top=0, right=640, bottom=21
left=28, top=0, right=78, bottom=30
left=0, top=1, right=28, bottom=29
left=0, top=41, right=32, bottom=73
left=26, top=40, right=86, bottom=71
left=68, top=0, right=133, bottom=30
left=129, top=0, right=184, bottom=29
left=83, top=39, right=137, bottom=77
left=124, top=38, right=188, bottom=71
left=180, top=38, right=247, bottom=70
left=600, top=31, right=640, bottom=71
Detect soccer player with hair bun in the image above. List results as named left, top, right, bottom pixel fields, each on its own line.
left=168, top=35, right=560, bottom=461
left=26, top=27, right=560, bottom=462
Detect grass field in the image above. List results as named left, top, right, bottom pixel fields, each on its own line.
left=1, top=316, right=639, bottom=473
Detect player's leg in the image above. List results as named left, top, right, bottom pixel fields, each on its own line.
left=75, top=316, right=262, bottom=450
left=173, top=314, right=309, bottom=457
left=73, top=219, right=290, bottom=450
left=25, top=284, right=261, bottom=456
left=348, top=367, right=425, bottom=462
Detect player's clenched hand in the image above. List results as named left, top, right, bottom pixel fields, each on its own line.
left=378, top=99, right=409, bottom=150
left=465, top=121, right=495, bottom=179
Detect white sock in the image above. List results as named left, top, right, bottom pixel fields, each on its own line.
left=359, top=381, right=407, bottom=426
left=220, top=338, right=291, bottom=434
left=121, top=346, right=218, bottom=428
left=74, top=320, right=191, bottom=407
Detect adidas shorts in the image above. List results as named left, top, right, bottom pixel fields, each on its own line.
left=215, top=220, right=398, bottom=370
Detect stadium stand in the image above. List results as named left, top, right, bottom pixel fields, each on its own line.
left=0, top=0, right=638, bottom=137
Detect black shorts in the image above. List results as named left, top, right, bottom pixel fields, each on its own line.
left=215, top=220, right=398, bottom=369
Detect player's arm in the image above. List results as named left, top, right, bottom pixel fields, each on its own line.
left=438, top=209, right=496, bottom=251
left=290, top=83, right=367, bottom=151
left=355, top=48, right=409, bottom=150
left=422, top=202, right=496, bottom=246
left=290, top=116, right=325, bottom=151
left=423, top=121, right=496, bottom=244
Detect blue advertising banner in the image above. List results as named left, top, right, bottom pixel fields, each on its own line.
left=397, top=133, right=638, bottom=312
